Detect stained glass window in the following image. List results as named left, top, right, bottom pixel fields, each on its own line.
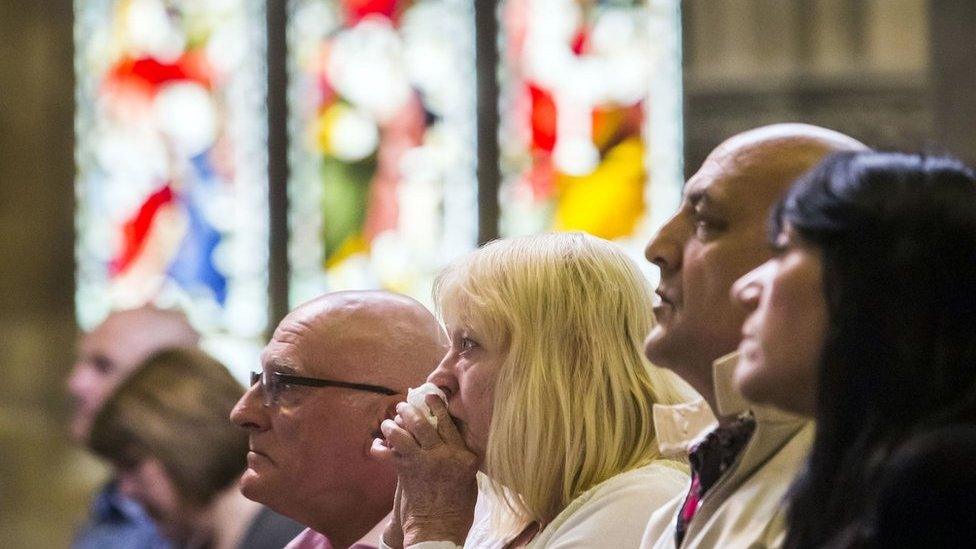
left=498, top=0, right=683, bottom=256
left=74, top=0, right=268, bottom=375
left=287, top=0, right=478, bottom=307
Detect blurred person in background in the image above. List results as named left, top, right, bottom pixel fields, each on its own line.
left=89, top=347, right=303, bottom=548
left=69, top=306, right=200, bottom=549
left=230, top=291, right=447, bottom=549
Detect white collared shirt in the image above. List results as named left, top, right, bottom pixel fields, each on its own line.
left=641, top=352, right=814, bottom=549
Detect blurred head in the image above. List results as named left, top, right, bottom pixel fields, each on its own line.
left=643, top=123, right=866, bottom=400
left=230, top=291, right=446, bottom=532
left=742, top=152, right=976, bottom=548
left=67, top=306, right=199, bottom=442
left=428, top=232, right=692, bottom=527
left=88, top=348, right=246, bottom=543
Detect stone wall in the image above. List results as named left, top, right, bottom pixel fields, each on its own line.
left=682, top=0, right=935, bottom=176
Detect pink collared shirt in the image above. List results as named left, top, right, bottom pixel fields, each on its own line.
left=284, top=527, right=377, bottom=549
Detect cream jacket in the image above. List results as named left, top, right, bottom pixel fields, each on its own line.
left=400, top=460, right=688, bottom=549
left=640, top=352, right=814, bottom=549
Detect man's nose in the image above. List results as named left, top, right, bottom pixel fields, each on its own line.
left=230, top=384, right=269, bottom=431
left=645, top=214, right=685, bottom=274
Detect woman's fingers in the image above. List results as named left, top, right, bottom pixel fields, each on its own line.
left=380, top=418, right=421, bottom=455
left=427, top=394, right=466, bottom=447
left=382, top=399, right=479, bottom=547
left=370, top=436, right=396, bottom=460
left=396, top=402, right=444, bottom=449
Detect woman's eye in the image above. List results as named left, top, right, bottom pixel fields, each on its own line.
left=459, top=337, right=478, bottom=352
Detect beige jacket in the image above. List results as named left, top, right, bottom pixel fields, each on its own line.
left=640, top=352, right=814, bottom=549
left=399, top=461, right=688, bottom=549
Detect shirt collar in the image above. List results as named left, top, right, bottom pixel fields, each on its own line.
left=653, top=351, right=808, bottom=455
left=713, top=351, right=807, bottom=423
left=712, top=351, right=748, bottom=417
left=651, top=352, right=747, bottom=457
left=653, top=399, right=717, bottom=458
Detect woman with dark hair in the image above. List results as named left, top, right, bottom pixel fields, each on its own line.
left=730, top=151, right=976, bottom=548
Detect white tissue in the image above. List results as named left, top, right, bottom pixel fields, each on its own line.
left=406, top=382, right=447, bottom=427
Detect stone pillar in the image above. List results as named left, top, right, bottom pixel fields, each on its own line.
left=0, top=1, right=106, bottom=546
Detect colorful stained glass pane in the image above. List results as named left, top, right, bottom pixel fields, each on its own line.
left=288, top=0, right=478, bottom=308
left=74, top=0, right=268, bottom=375
left=498, top=0, right=683, bottom=256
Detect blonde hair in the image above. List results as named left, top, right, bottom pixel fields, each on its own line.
left=434, top=232, right=689, bottom=532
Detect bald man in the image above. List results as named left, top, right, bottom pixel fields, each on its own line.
left=70, top=306, right=199, bottom=549
left=641, top=124, right=868, bottom=548
left=69, top=307, right=200, bottom=443
left=231, top=291, right=447, bottom=549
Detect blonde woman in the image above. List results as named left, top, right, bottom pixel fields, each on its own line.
left=372, top=232, right=694, bottom=548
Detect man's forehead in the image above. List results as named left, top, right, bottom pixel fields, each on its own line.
left=261, top=329, right=314, bottom=375
left=263, top=314, right=350, bottom=377
left=684, top=144, right=811, bottom=212
left=81, top=307, right=198, bottom=356
left=260, top=348, right=299, bottom=373
left=79, top=320, right=134, bottom=360
left=683, top=158, right=753, bottom=210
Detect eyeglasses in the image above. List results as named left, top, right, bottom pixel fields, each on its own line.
left=249, top=371, right=399, bottom=407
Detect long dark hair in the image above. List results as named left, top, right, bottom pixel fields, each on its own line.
left=775, top=152, right=976, bottom=548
